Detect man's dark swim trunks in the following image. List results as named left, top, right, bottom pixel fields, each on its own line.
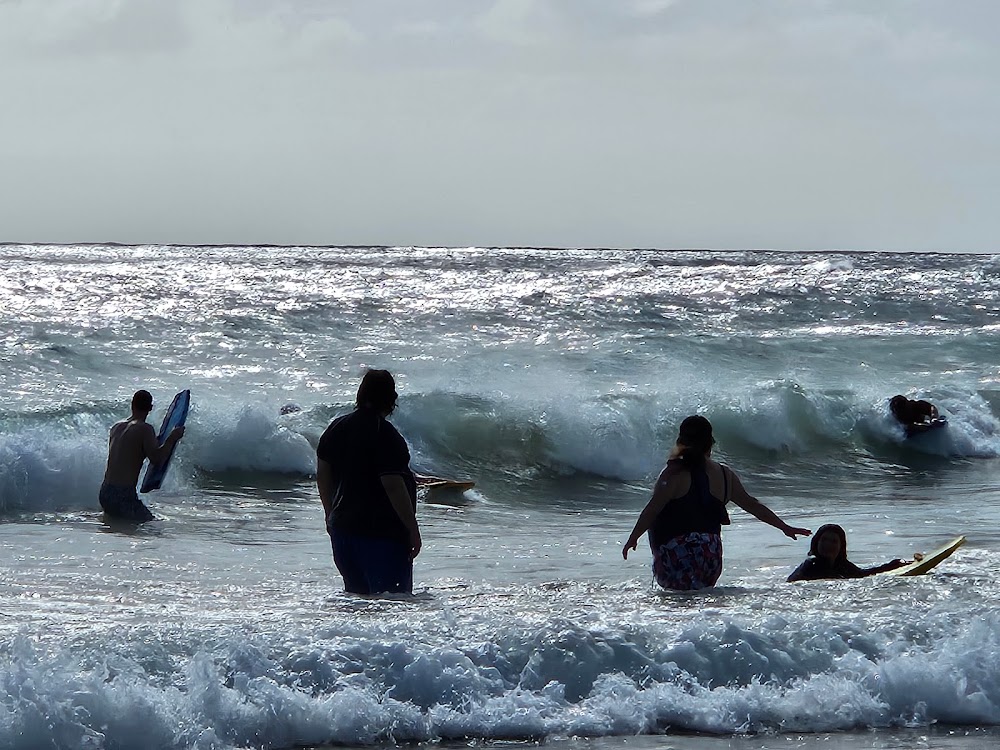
left=99, top=483, right=154, bottom=522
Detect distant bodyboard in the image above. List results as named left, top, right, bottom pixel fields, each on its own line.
left=883, top=535, right=965, bottom=576
left=905, top=417, right=948, bottom=438
left=139, top=389, right=190, bottom=493
left=420, top=480, right=476, bottom=492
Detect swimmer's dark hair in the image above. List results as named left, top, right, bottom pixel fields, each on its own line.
left=356, top=369, right=398, bottom=415
left=675, top=415, right=715, bottom=470
left=131, top=390, right=153, bottom=412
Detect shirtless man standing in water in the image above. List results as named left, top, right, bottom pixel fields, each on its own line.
left=100, top=390, right=185, bottom=522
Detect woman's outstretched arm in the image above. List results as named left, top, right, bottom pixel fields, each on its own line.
left=727, top=469, right=811, bottom=540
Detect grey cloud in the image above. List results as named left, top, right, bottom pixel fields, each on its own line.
left=0, top=0, right=996, bottom=250
left=0, top=0, right=188, bottom=56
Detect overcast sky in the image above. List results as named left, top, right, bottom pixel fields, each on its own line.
left=0, top=0, right=995, bottom=250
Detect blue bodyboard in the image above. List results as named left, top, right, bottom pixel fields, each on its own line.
left=139, top=390, right=190, bottom=493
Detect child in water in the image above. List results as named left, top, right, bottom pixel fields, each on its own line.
left=787, top=523, right=910, bottom=582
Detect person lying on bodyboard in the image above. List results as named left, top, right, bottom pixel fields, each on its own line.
left=889, top=395, right=945, bottom=437
left=787, top=523, right=911, bottom=582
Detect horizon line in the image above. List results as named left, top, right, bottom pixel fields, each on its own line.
left=0, top=242, right=994, bottom=255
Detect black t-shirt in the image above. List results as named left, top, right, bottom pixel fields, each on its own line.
left=316, top=408, right=417, bottom=541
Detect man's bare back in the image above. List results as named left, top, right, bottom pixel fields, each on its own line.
left=104, top=419, right=160, bottom=487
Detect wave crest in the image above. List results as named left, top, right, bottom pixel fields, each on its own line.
left=1, top=384, right=997, bottom=514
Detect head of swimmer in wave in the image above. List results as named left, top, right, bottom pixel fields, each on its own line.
left=356, top=369, right=399, bottom=417
left=672, top=415, right=716, bottom=470
left=809, top=523, right=848, bottom=564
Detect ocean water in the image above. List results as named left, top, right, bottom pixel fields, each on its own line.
left=0, top=245, right=999, bottom=750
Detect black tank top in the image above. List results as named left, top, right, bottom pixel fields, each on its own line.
left=650, top=461, right=732, bottom=546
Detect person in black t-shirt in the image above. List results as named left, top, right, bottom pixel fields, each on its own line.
left=786, top=523, right=909, bottom=582
left=316, top=370, right=420, bottom=594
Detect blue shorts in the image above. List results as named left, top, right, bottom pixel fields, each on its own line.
left=99, top=483, right=154, bottom=523
left=329, top=528, right=412, bottom=595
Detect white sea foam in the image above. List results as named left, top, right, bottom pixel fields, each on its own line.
left=3, top=605, right=1000, bottom=749
left=903, top=391, right=1000, bottom=458
left=188, top=404, right=317, bottom=475
left=0, top=427, right=106, bottom=513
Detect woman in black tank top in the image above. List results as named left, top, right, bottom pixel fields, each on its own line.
left=623, top=416, right=811, bottom=591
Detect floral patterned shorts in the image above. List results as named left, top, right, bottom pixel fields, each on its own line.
left=652, top=532, right=723, bottom=591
